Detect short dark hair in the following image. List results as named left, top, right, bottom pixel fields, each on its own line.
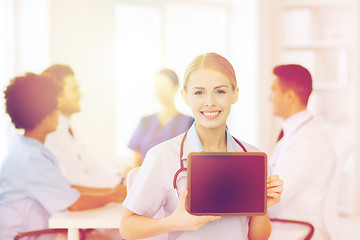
left=273, top=64, right=313, bottom=105
left=156, top=68, right=179, bottom=86
left=4, top=73, right=62, bottom=130
left=42, top=64, right=74, bottom=85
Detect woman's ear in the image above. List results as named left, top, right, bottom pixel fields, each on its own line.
left=181, top=89, right=190, bottom=106
left=232, top=87, right=239, bottom=104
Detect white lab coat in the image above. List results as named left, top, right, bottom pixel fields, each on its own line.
left=45, top=114, right=121, bottom=188
left=269, top=110, right=338, bottom=240
left=123, top=123, right=272, bottom=240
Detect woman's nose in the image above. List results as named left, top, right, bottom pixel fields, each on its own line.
left=204, top=93, right=216, bottom=106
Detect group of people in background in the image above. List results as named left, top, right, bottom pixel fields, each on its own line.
left=0, top=52, right=337, bottom=240
left=0, top=65, right=127, bottom=240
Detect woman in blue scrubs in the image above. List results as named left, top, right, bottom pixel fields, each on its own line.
left=128, top=68, right=194, bottom=166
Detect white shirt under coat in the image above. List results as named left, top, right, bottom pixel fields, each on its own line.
left=123, top=123, right=272, bottom=240
left=45, top=114, right=121, bottom=188
left=270, top=110, right=338, bottom=240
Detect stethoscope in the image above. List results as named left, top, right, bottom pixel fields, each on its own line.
left=172, top=128, right=248, bottom=194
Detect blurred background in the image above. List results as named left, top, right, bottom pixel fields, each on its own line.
left=0, top=0, right=359, bottom=227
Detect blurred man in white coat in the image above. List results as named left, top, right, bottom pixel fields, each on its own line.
left=268, top=64, right=338, bottom=240
left=43, top=65, right=126, bottom=239
left=43, top=64, right=125, bottom=190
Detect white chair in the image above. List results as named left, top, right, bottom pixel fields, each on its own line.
left=269, top=218, right=314, bottom=240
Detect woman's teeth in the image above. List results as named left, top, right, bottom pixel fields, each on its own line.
left=202, top=111, right=220, bottom=117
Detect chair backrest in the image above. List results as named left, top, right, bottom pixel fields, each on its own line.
left=14, top=229, right=87, bottom=240
left=126, top=167, right=140, bottom=191
left=270, top=218, right=314, bottom=240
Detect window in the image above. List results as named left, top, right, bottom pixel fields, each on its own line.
left=0, top=0, right=15, bottom=165
left=0, top=0, right=50, bottom=165
left=115, top=0, right=258, bottom=154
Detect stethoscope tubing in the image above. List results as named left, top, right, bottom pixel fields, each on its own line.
left=173, top=129, right=247, bottom=190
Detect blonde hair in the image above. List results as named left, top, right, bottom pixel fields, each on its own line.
left=183, top=53, right=237, bottom=91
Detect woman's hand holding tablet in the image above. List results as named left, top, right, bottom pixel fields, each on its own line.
left=266, top=175, right=284, bottom=207
left=168, top=189, right=222, bottom=232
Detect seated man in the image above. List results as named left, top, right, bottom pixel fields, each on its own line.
left=0, top=73, right=124, bottom=240
left=42, top=64, right=124, bottom=188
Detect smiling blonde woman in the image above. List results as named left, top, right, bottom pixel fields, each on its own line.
left=120, top=53, right=283, bottom=240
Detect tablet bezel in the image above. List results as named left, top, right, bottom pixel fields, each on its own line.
left=186, top=152, right=267, bottom=216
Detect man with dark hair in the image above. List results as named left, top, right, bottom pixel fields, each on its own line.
left=43, top=64, right=124, bottom=189
left=43, top=64, right=125, bottom=239
left=272, top=64, right=312, bottom=108
left=268, top=64, right=338, bottom=239
left=0, top=73, right=124, bottom=240
left=42, top=64, right=81, bottom=119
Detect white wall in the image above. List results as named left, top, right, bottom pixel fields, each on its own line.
left=257, top=0, right=280, bottom=155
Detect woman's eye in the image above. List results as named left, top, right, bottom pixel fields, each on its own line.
left=217, top=90, right=226, bottom=94
left=194, top=91, right=203, bottom=95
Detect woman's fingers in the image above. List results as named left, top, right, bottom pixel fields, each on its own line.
left=267, top=179, right=283, bottom=188
left=267, top=190, right=281, bottom=198
left=267, top=190, right=281, bottom=206
left=267, top=175, right=279, bottom=183
left=201, top=215, right=222, bottom=222
left=266, top=175, right=283, bottom=207
left=267, top=186, right=284, bottom=194
left=268, top=178, right=283, bottom=185
left=188, top=215, right=221, bottom=231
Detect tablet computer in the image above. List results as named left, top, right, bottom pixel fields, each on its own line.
left=186, top=152, right=267, bottom=216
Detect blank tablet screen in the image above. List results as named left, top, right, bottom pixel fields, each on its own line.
left=186, top=152, right=267, bottom=216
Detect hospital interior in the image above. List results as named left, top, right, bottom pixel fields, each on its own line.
left=0, top=0, right=359, bottom=239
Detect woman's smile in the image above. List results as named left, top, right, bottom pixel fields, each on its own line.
left=201, top=110, right=221, bottom=119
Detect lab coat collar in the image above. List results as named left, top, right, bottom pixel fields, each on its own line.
left=182, top=123, right=236, bottom=160
left=282, top=110, right=313, bottom=138
left=57, top=114, right=71, bottom=132
left=225, top=127, right=237, bottom=152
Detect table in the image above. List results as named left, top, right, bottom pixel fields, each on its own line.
left=49, top=203, right=125, bottom=240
